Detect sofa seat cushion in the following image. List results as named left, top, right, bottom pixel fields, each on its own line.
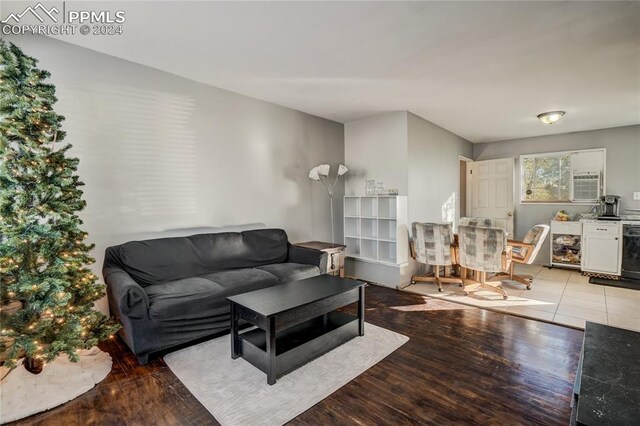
left=146, top=277, right=225, bottom=321
left=146, top=269, right=279, bottom=321
left=200, top=268, right=279, bottom=295
left=255, top=263, right=320, bottom=283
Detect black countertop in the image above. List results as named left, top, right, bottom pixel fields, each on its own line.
left=576, top=322, right=640, bottom=425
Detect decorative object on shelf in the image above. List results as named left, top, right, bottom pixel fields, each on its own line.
left=537, top=110, right=565, bottom=125
left=377, top=189, right=399, bottom=196
left=554, top=210, right=572, bottom=221
left=375, top=181, right=384, bottom=195
left=365, top=179, right=376, bottom=196
left=308, top=163, right=348, bottom=244
left=0, top=40, right=120, bottom=376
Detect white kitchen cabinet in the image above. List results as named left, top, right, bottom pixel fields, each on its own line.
left=581, top=222, right=623, bottom=275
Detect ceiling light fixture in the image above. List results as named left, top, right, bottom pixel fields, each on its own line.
left=537, top=111, right=565, bottom=125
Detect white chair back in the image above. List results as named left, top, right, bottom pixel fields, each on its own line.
left=522, top=224, right=550, bottom=264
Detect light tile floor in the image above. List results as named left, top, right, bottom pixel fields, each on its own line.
left=404, top=263, right=640, bottom=332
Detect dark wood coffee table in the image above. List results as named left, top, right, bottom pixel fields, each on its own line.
left=227, top=275, right=365, bottom=385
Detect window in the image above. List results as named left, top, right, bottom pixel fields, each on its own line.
left=520, top=149, right=606, bottom=204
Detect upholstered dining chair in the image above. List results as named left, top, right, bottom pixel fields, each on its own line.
left=410, top=222, right=462, bottom=292
left=491, top=224, right=550, bottom=290
left=458, top=217, right=495, bottom=227
left=457, top=225, right=511, bottom=300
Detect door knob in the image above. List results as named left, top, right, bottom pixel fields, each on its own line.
left=507, top=212, right=513, bottom=217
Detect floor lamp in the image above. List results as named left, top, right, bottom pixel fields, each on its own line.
left=308, top=164, right=348, bottom=244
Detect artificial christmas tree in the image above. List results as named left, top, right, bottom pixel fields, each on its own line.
left=0, top=40, right=119, bottom=374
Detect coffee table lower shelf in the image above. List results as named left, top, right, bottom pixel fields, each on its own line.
left=238, top=311, right=359, bottom=380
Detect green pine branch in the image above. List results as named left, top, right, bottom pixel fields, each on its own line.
left=0, top=39, right=120, bottom=369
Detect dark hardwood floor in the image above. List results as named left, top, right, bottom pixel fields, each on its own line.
left=11, top=285, right=583, bottom=425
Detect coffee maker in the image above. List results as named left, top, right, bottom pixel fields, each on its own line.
left=598, top=195, right=621, bottom=220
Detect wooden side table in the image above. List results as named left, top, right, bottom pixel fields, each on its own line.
left=294, top=241, right=346, bottom=277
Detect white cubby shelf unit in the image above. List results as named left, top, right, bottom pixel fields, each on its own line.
left=343, top=196, right=409, bottom=266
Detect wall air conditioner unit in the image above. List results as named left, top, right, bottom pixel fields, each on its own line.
left=571, top=171, right=601, bottom=202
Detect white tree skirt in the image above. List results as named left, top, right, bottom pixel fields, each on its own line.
left=0, top=347, right=112, bottom=424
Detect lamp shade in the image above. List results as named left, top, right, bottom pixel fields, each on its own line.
left=316, top=164, right=330, bottom=176
left=307, top=162, right=348, bottom=244
left=308, top=167, right=320, bottom=181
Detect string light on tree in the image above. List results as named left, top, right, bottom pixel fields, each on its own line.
left=0, top=40, right=120, bottom=374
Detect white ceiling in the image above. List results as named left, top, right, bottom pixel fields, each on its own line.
left=35, top=1, right=640, bottom=141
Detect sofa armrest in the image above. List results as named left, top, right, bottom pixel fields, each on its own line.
left=103, top=267, right=150, bottom=319
left=288, top=245, right=329, bottom=274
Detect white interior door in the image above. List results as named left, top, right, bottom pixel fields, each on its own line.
left=467, top=158, right=515, bottom=234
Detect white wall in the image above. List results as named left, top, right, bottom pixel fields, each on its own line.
left=343, top=111, right=473, bottom=286
left=344, top=111, right=408, bottom=196
left=474, top=125, right=640, bottom=264
left=408, top=112, right=474, bottom=225
left=6, top=34, right=345, bottom=310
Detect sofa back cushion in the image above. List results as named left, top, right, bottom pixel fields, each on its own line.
left=104, top=228, right=289, bottom=286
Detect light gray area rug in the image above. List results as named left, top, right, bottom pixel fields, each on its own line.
left=164, top=323, right=408, bottom=426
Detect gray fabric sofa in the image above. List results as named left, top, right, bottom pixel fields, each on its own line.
left=103, top=228, right=327, bottom=364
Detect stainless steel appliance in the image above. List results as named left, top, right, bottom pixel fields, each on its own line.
left=597, top=195, right=621, bottom=220
left=622, top=224, right=640, bottom=281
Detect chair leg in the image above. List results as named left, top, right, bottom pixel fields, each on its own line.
left=511, top=275, right=533, bottom=289
left=411, top=275, right=437, bottom=284
left=435, top=267, right=443, bottom=292
left=490, top=273, right=511, bottom=282
left=511, top=262, right=532, bottom=289
left=460, top=268, right=480, bottom=295
left=491, top=263, right=532, bottom=290
left=482, top=281, right=509, bottom=299
left=462, top=271, right=509, bottom=299
left=412, top=265, right=462, bottom=290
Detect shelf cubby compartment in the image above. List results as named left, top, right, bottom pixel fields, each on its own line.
left=378, top=219, right=397, bottom=241
left=344, top=217, right=360, bottom=238
left=549, top=220, right=583, bottom=269
left=345, top=237, right=360, bottom=257
left=360, top=197, right=377, bottom=217
left=361, top=218, right=378, bottom=239
left=343, top=195, right=408, bottom=266
left=378, top=241, right=397, bottom=264
left=239, top=311, right=358, bottom=378
left=377, top=197, right=397, bottom=218
left=361, top=239, right=378, bottom=260
left=344, top=197, right=360, bottom=217
left=551, top=233, right=582, bottom=266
